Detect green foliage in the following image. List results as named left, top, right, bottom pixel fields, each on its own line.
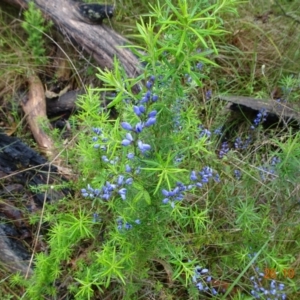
left=12, top=0, right=300, bottom=299
left=21, top=1, right=52, bottom=65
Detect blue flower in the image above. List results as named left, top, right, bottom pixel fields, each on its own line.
left=199, top=126, right=211, bottom=138
left=196, top=282, right=203, bottom=291
left=219, top=141, right=230, bottom=158
left=92, top=213, right=100, bottom=223
left=122, top=133, right=134, bottom=146
left=121, top=139, right=131, bottom=147
left=206, top=90, right=212, bottom=100
left=162, top=198, right=169, bottom=204
left=118, top=188, right=127, bottom=200
left=234, top=169, right=242, bottom=180
left=92, top=127, right=102, bottom=135
left=141, top=96, right=149, bottom=103
left=211, top=288, right=218, bottom=296
left=124, top=222, right=132, bottom=230
left=125, top=178, right=133, bottom=185
left=152, top=94, right=158, bottom=102
left=146, top=80, right=153, bottom=89
left=162, top=189, right=170, bottom=197
left=102, top=155, right=109, bottom=162
left=251, top=108, right=268, bottom=129
left=190, top=171, right=198, bottom=181
left=127, top=153, right=134, bottom=159
left=121, top=122, right=133, bottom=131
left=81, top=189, right=89, bottom=197
left=117, top=175, right=124, bottom=185
left=137, top=140, right=151, bottom=153
left=125, top=164, right=132, bottom=172
left=144, top=117, right=156, bottom=127
left=135, top=122, right=144, bottom=133
left=133, top=106, right=143, bottom=116
left=196, top=62, right=203, bottom=70
left=148, top=110, right=157, bottom=117
left=214, top=127, right=222, bottom=135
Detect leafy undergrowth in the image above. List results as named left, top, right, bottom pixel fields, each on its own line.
left=1, top=0, right=300, bottom=300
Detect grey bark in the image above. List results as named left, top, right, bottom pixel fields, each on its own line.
left=3, top=0, right=141, bottom=78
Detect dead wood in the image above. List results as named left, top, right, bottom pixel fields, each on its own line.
left=2, top=0, right=141, bottom=78
left=218, top=95, right=300, bottom=123
left=20, top=74, right=55, bottom=157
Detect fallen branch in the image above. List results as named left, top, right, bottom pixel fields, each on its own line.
left=20, top=74, right=55, bottom=157
left=218, top=95, right=300, bottom=123
left=3, top=0, right=141, bottom=78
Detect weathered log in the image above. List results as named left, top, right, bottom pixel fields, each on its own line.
left=218, top=95, right=300, bottom=123
left=2, top=0, right=141, bottom=78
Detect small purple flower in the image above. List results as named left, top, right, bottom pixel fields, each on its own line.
left=214, top=127, right=222, bottom=135
left=196, top=282, right=203, bottom=291
left=125, top=164, right=132, bottom=172
left=124, top=222, right=132, bottom=230
left=127, top=153, right=134, bottom=159
left=137, top=140, right=151, bottom=153
left=135, top=219, right=141, bottom=224
left=92, top=136, right=98, bottom=142
left=162, top=198, right=169, bottom=204
left=149, top=75, right=155, bottom=82
left=211, top=288, right=218, bottom=296
left=81, top=189, right=89, bottom=197
left=271, top=156, right=281, bottom=166
left=251, top=108, right=267, bottom=129
left=141, top=96, right=149, bottom=103
left=146, top=81, right=153, bottom=89
left=199, top=126, right=211, bottom=138
left=92, top=213, right=100, bottom=223
left=125, top=178, right=133, bottom=185
left=234, top=137, right=243, bottom=149
left=121, top=122, right=133, bottom=131
left=196, top=62, right=203, bottom=70
left=117, top=175, right=124, bottom=185
left=102, top=155, right=109, bottom=162
left=139, top=105, right=146, bottom=114
left=152, top=94, right=158, bottom=102
left=270, top=280, right=276, bottom=289
left=162, top=189, right=170, bottom=197
left=121, top=139, right=131, bottom=146
left=234, top=169, right=242, bottom=180
left=122, top=133, right=134, bottom=146
left=135, top=122, right=144, bottom=133
left=190, top=171, right=198, bottom=181
left=219, top=141, right=229, bottom=158
left=144, top=117, right=156, bottom=127
left=145, top=90, right=151, bottom=99
left=206, top=89, right=212, bottom=100
left=118, top=188, right=127, bottom=200
left=92, top=127, right=102, bottom=135
left=148, top=110, right=157, bottom=117
left=133, top=106, right=142, bottom=116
